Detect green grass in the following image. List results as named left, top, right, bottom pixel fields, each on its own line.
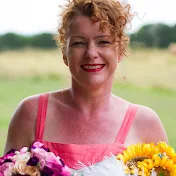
left=113, top=82, right=176, bottom=145
left=0, top=48, right=176, bottom=156
left=0, top=78, right=67, bottom=155
left=0, top=78, right=176, bottom=155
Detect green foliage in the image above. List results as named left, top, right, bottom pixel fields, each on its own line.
left=130, top=23, right=176, bottom=48
left=0, top=33, right=27, bottom=50
left=171, top=24, right=176, bottom=42
left=0, top=23, right=176, bottom=51
left=31, top=33, right=56, bottom=48
left=0, top=33, right=56, bottom=51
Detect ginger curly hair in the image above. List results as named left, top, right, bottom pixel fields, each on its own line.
left=54, top=0, right=133, bottom=57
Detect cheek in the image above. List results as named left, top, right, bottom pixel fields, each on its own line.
left=67, top=49, right=85, bottom=63
left=66, top=54, right=80, bottom=72
left=102, top=49, right=119, bottom=62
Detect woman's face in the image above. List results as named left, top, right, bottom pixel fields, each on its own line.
left=64, top=15, right=120, bottom=89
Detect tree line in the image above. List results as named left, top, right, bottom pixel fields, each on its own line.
left=130, top=23, right=176, bottom=48
left=0, top=33, right=56, bottom=51
left=0, top=23, right=176, bottom=51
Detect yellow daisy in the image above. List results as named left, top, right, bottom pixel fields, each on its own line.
left=156, top=142, right=176, bottom=161
left=138, top=153, right=176, bottom=176
left=117, top=142, right=176, bottom=176
left=117, top=143, right=158, bottom=175
left=117, top=143, right=157, bottom=164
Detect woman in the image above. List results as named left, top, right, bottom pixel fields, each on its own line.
left=4, top=0, right=168, bottom=174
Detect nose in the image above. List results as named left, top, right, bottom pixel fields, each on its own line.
left=85, top=43, right=99, bottom=60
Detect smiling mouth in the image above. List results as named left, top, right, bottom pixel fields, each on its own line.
left=81, top=64, right=105, bottom=72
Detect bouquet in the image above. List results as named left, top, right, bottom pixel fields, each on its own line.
left=0, top=142, right=72, bottom=176
left=1, top=141, right=176, bottom=176
left=69, top=142, right=176, bottom=176
left=117, top=141, right=176, bottom=176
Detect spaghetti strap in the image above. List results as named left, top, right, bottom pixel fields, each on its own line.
left=115, top=104, right=138, bottom=144
left=35, top=93, right=49, bottom=140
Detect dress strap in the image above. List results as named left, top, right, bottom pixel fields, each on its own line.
left=35, top=93, right=49, bottom=140
left=115, top=104, right=138, bottom=144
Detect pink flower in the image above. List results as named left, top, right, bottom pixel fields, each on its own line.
left=33, top=142, right=44, bottom=148
left=39, top=159, right=46, bottom=169
left=45, top=162, right=71, bottom=176
left=0, top=162, right=14, bottom=176
left=20, top=147, right=28, bottom=154
left=45, top=153, right=61, bottom=165
left=31, top=148, right=62, bottom=169
left=0, top=153, right=14, bottom=165
left=0, top=142, right=72, bottom=176
left=31, top=148, right=48, bottom=161
left=61, top=165, right=71, bottom=176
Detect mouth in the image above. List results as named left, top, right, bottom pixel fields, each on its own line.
left=81, top=64, right=105, bottom=72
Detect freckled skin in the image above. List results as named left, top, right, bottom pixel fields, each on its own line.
left=3, top=16, right=168, bottom=154
left=65, top=15, right=119, bottom=91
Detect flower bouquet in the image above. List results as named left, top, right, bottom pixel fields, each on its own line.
left=117, top=141, right=176, bottom=176
left=69, top=142, right=176, bottom=176
left=1, top=141, right=176, bottom=176
left=0, top=142, right=72, bottom=176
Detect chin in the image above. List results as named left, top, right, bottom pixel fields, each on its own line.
left=72, top=75, right=112, bottom=90
left=82, top=79, right=109, bottom=90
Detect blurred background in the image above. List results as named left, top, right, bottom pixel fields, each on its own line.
left=0, top=0, right=176, bottom=155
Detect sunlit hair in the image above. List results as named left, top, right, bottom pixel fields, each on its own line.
left=54, top=0, right=134, bottom=57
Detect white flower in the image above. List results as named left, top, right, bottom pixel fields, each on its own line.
left=12, top=152, right=31, bottom=163
left=20, top=147, right=29, bottom=154
left=13, top=160, right=40, bottom=176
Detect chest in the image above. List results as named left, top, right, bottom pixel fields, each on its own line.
left=44, top=104, right=126, bottom=144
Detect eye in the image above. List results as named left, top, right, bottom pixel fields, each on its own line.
left=71, top=42, right=85, bottom=46
left=99, top=40, right=111, bottom=45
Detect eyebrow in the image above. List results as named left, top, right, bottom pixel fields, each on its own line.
left=95, top=35, right=111, bottom=39
left=70, top=35, right=112, bottom=39
left=70, top=36, right=85, bottom=39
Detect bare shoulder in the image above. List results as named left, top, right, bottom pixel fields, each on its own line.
left=4, top=94, right=39, bottom=154
left=134, top=105, right=168, bottom=144
left=135, top=105, right=160, bottom=121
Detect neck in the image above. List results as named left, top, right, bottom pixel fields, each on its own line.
left=68, top=78, right=114, bottom=114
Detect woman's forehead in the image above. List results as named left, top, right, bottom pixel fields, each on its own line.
left=66, top=15, right=111, bottom=37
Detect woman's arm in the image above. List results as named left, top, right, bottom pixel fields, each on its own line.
left=3, top=96, right=38, bottom=155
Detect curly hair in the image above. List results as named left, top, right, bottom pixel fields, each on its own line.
left=54, top=0, right=134, bottom=57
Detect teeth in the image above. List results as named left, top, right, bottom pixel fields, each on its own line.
left=83, top=65, right=103, bottom=69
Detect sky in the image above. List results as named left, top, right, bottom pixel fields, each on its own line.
left=0, top=0, right=176, bottom=35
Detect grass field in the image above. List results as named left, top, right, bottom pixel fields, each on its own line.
left=0, top=48, right=176, bottom=155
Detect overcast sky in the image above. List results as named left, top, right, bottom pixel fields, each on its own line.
left=0, top=0, right=175, bottom=35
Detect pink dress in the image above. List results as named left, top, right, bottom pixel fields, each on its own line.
left=33, top=93, right=138, bottom=175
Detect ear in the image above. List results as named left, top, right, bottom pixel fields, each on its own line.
left=118, top=56, right=122, bottom=63
left=63, top=55, right=68, bottom=66
left=62, top=48, right=68, bottom=66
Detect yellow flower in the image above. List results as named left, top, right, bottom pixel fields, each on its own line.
left=117, top=142, right=176, bottom=176
left=117, top=143, right=158, bottom=175
left=117, top=143, right=157, bottom=164
left=157, top=142, right=176, bottom=161
left=138, top=153, right=176, bottom=176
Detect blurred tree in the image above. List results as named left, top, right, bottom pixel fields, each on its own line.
left=31, top=33, right=56, bottom=48
left=171, top=24, right=176, bottom=42
left=0, top=24, right=176, bottom=51
left=130, top=23, right=176, bottom=48
left=0, top=33, right=27, bottom=50
left=152, top=23, right=172, bottom=48
left=0, top=33, right=56, bottom=51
